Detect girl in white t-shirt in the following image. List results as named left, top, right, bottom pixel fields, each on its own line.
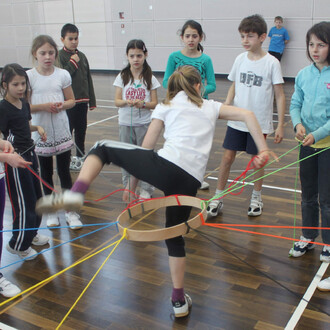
left=27, top=35, right=82, bottom=230
left=114, top=39, right=160, bottom=199
left=36, top=65, right=274, bottom=318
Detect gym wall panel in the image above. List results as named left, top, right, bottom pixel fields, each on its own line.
left=14, top=26, right=33, bottom=47
left=28, top=2, right=46, bottom=25
left=17, top=46, right=32, bottom=68
left=113, top=22, right=133, bottom=46
left=42, top=0, right=72, bottom=24
left=0, top=4, right=13, bottom=25
left=132, top=0, right=154, bottom=20
left=74, top=22, right=108, bottom=47
left=313, top=0, right=330, bottom=19
left=146, top=47, right=178, bottom=72
left=110, top=0, right=132, bottom=21
left=154, top=21, right=183, bottom=46
left=133, top=21, right=154, bottom=45
left=12, top=3, right=30, bottom=25
left=153, top=0, right=201, bottom=20
left=73, top=0, right=105, bottom=23
left=82, top=46, right=109, bottom=69
left=202, top=0, right=313, bottom=19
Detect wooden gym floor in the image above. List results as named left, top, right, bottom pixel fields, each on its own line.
left=1, top=73, right=329, bottom=329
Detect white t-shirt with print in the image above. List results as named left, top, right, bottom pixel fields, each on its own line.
left=151, top=91, right=221, bottom=183
left=227, top=52, right=284, bottom=134
left=113, top=74, right=160, bottom=126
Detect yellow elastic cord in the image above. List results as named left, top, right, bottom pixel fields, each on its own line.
left=56, top=229, right=127, bottom=329
left=0, top=232, right=127, bottom=310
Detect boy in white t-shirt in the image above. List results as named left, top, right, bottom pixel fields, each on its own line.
left=207, top=14, right=286, bottom=218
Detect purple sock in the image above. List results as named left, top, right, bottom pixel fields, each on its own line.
left=172, top=288, right=185, bottom=302
left=71, top=180, right=89, bottom=194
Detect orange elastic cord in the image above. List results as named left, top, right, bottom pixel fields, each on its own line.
left=199, top=212, right=205, bottom=225
left=201, top=222, right=330, bottom=248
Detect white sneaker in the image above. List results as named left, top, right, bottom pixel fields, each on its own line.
left=248, top=195, right=263, bottom=216
left=139, top=189, right=152, bottom=199
left=6, top=244, right=37, bottom=261
left=32, top=233, right=49, bottom=246
left=318, top=277, right=330, bottom=291
left=70, top=156, right=84, bottom=171
left=65, top=211, right=83, bottom=230
left=199, top=181, right=210, bottom=190
left=172, top=293, right=192, bottom=317
left=44, top=212, right=60, bottom=227
left=289, top=236, right=315, bottom=257
left=0, top=274, right=21, bottom=298
left=320, top=245, right=330, bottom=262
left=36, top=191, right=84, bottom=215
left=206, top=198, right=224, bottom=218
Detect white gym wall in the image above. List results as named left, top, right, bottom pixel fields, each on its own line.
left=0, top=0, right=329, bottom=77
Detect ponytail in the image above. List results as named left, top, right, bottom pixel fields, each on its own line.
left=164, top=65, right=203, bottom=107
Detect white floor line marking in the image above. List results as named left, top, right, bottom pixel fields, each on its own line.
left=0, top=322, right=18, bottom=330
left=207, top=176, right=301, bottom=193
left=87, top=114, right=119, bottom=127
left=205, top=166, right=298, bottom=174
left=96, top=105, right=117, bottom=109
left=97, top=99, right=115, bottom=103
left=285, top=262, right=329, bottom=330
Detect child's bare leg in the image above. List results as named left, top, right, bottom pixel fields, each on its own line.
left=216, top=149, right=237, bottom=191
left=169, top=256, right=185, bottom=289
left=253, top=165, right=264, bottom=191
left=75, top=155, right=104, bottom=186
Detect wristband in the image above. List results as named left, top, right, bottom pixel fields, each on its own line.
left=142, top=101, right=146, bottom=109
left=259, top=149, right=270, bottom=154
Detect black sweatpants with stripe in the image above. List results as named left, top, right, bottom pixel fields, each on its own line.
left=6, top=151, right=42, bottom=251
left=89, top=140, right=201, bottom=257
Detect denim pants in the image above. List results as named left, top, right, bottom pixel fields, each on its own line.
left=300, top=146, right=330, bottom=243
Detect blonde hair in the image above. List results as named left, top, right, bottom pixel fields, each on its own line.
left=164, top=66, right=203, bottom=107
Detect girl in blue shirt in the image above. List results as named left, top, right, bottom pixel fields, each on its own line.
left=289, top=22, right=330, bottom=262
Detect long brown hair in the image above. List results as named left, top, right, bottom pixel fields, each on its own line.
left=164, top=65, right=203, bottom=107
left=121, top=39, right=152, bottom=90
left=0, top=63, right=30, bottom=100
left=179, top=20, right=205, bottom=52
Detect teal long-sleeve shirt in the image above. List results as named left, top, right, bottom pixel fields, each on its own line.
left=290, top=64, right=330, bottom=143
left=163, top=51, right=216, bottom=99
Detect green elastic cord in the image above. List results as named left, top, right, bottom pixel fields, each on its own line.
left=207, top=144, right=300, bottom=204
left=207, top=144, right=330, bottom=205
left=291, top=144, right=301, bottom=250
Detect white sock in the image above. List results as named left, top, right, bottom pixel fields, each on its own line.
left=215, top=189, right=224, bottom=198
left=252, top=189, right=262, bottom=200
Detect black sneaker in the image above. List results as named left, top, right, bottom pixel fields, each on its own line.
left=172, top=293, right=192, bottom=317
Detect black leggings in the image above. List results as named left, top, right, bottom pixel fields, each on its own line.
left=67, top=102, right=88, bottom=157
left=38, top=150, right=72, bottom=195
left=89, top=140, right=201, bottom=257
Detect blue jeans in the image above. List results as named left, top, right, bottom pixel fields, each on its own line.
left=300, top=146, right=330, bottom=244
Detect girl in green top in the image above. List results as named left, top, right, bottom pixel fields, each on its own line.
left=163, top=20, right=216, bottom=99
